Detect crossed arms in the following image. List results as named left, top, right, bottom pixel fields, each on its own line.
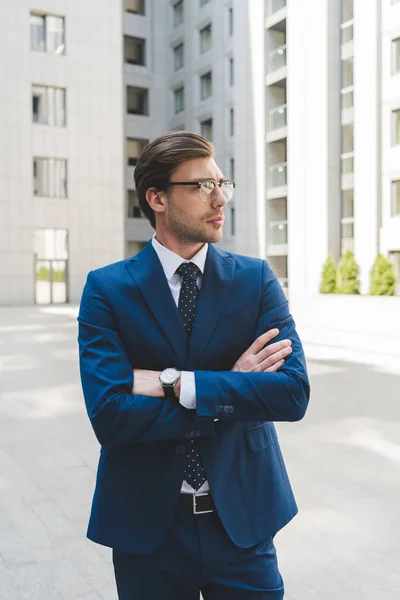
left=78, top=263, right=310, bottom=448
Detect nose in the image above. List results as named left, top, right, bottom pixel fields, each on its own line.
left=210, top=185, right=228, bottom=209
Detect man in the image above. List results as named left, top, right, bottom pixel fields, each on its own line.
left=78, top=131, right=310, bottom=599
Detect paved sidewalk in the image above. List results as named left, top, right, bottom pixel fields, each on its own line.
left=1, top=306, right=400, bottom=599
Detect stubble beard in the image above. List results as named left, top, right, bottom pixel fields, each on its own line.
left=167, top=196, right=222, bottom=245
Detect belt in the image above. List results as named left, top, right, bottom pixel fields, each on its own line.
left=179, top=492, right=215, bottom=515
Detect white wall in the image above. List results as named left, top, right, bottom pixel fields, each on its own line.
left=0, top=0, right=125, bottom=305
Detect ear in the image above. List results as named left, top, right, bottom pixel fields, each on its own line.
left=146, top=187, right=167, bottom=215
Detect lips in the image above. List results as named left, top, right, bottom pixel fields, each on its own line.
left=207, top=216, right=225, bottom=224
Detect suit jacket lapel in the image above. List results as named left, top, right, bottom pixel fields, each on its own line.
left=125, top=242, right=188, bottom=366
left=187, top=244, right=236, bottom=368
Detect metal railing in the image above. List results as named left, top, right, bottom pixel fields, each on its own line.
left=270, top=220, right=288, bottom=245
left=269, top=162, right=287, bottom=187
left=267, top=44, right=287, bottom=73
left=269, top=104, right=287, bottom=130
left=267, top=0, right=286, bottom=17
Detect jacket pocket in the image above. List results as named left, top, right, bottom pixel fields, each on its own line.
left=245, top=422, right=278, bottom=453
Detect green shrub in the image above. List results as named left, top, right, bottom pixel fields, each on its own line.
left=336, top=250, right=360, bottom=294
left=369, top=253, right=396, bottom=296
left=37, top=266, right=49, bottom=281
left=319, top=255, right=337, bottom=294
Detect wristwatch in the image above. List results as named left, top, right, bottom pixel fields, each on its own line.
left=159, top=368, right=181, bottom=400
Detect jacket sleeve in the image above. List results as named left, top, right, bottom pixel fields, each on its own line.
left=78, top=270, right=215, bottom=448
left=194, top=260, right=310, bottom=422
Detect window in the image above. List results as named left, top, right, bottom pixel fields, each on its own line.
left=229, top=108, right=234, bottom=136
left=200, top=24, right=212, bottom=54
left=127, top=86, right=149, bottom=115
left=173, top=43, right=184, bottom=70
left=341, top=0, right=353, bottom=23
left=229, top=57, right=234, bottom=85
left=341, top=156, right=354, bottom=174
left=200, top=118, right=213, bottom=141
left=230, top=157, right=235, bottom=180
left=392, top=180, right=400, bottom=215
left=341, top=57, right=353, bottom=89
left=126, top=138, right=148, bottom=166
left=32, top=85, right=66, bottom=126
left=392, top=38, right=400, bottom=74
left=228, top=7, right=233, bottom=36
left=124, top=36, right=146, bottom=66
left=33, top=158, right=67, bottom=198
left=341, top=22, right=353, bottom=44
left=127, top=189, right=142, bottom=218
left=341, top=221, right=354, bottom=239
left=124, top=0, right=145, bottom=14
left=392, top=109, right=400, bottom=145
left=341, top=189, right=354, bottom=218
left=341, top=87, right=354, bottom=109
left=174, top=87, right=184, bottom=114
left=173, top=1, right=184, bottom=27
left=30, top=13, right=65, bottom=55
left=200, top=71, right=212, bottom=100
left=342, top=124, right=354, bottom=153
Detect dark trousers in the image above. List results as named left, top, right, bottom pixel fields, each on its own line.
left=112, top=503, right=284, bottom=599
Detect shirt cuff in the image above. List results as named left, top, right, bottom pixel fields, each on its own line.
left=179, top=371, right=196, bottom=409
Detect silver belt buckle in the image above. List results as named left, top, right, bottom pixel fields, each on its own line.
left=193, top=492, right=214, bottom=515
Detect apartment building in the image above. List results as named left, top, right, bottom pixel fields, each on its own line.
left=0, top=0, right=265, bottom=305
left=1, top=0, right=399, bottom=307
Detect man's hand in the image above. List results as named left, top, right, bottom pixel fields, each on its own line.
left=231, top=329, right=292, bottom=373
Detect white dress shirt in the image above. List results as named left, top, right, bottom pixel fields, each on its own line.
left=151, top=235, right=210, bottom=495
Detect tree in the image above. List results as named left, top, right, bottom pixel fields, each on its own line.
left=369, top=253, right=396, bottom=296
left=319, top=255, right=337, bottom=294
left=336, top=250, right=360, bottom=294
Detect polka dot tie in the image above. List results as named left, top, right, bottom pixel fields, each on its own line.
left=176, top=262, right=207, bottom=491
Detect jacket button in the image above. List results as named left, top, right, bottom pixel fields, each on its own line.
left=223, top=405, right=230, bottom=414
left=176, top=445, right=186, bottom=454
left=228, top=406, right=234, bottom=413
left=195, top=430, right=201, bottom=437
left=212, top=405, right=219, bottom=414
left=190, top=430, right=195, bottom=438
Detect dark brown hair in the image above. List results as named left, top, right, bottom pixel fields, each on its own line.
left=134, top=130, right=214, bottom=228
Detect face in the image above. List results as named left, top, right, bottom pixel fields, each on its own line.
left=159, top=157, right=229, bottom=245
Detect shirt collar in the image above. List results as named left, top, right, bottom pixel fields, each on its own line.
left=152, top=234, right=208, bottom=281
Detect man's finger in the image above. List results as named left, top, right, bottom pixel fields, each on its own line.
left=258, top=339, right=292, bottom=362
left=259, top=346, right=292, bottom=371
left=247, top=328, right=279, bottom=355
left=263, top=359, right=285, bottom=373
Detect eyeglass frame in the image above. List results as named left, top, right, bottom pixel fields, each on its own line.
left=165, top=179, right=236, bottom=201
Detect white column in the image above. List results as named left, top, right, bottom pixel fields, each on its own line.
left=353, top=0, right=380, bottom=294
left=287, top=0, right=341, bottom=298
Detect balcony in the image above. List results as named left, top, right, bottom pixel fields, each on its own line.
left=267, top=104, right=287, bottom=142
left=266, top=0, right=286, bottom=32
left=266, top=44, right=287, bottom=86
left=267, top=220, right=288, bottom=256
left=267, top=0, right=286, bottom=16
left=270, top=220, right=287, bottom=244
left=268, top=44, right=286, bottom=72
left=267, top=162, right=287, bottom=200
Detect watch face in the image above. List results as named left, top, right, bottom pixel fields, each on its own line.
left=162, top=368, right=178, bottom=385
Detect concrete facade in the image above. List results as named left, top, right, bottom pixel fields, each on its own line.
left=0, top=0, right=125, bottom=305
left=1, top=0, right=400, bottom=307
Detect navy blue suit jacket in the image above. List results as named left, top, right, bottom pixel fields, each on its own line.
left=78, top=241, right=310, bottom=555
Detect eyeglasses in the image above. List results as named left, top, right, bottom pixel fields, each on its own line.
left=167, top=179, right=236, bottom=202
